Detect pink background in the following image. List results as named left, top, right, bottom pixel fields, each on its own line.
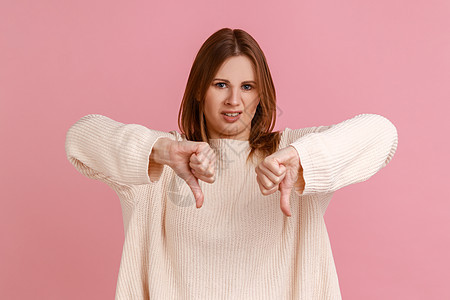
left=1, top=0, right=449, bottom=299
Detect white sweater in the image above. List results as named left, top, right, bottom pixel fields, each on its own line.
left=65, top=113, right=398, bottom=299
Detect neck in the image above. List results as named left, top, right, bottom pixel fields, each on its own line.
left=208, top=138, right=252, bottom=166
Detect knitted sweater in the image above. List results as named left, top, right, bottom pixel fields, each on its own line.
left=65, top=113, right=398, bottom=299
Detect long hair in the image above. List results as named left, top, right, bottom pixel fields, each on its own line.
left=177, top=28, right=281, bottom=164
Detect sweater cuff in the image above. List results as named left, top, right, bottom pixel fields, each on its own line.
left=148, top=136, right=171, bottom=182
left=289, top=133, right=332, bottom=196
left=117, top=125, right=174, bottom=185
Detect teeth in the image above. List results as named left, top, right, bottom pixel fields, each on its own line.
left=224, top=113, right=239, bottom=117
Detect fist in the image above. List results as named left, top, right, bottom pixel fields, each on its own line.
left=167, top=140, right=216, bottom=208
left=255, top=146, right=301, bottom=217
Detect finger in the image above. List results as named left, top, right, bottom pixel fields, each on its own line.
left=190, top=150, right=210, bottom=165
left=207, top=162, right=216, bottom=182
left=190, top=159, right=216, bottom=178
left=190, top=153, right=216, bottom=176
left=189, top=161, right=212, bottom=176
left=256, top=174, right=278, bottom=195
left=256, top=163, right=282, bottom=185
left=279, top=186, right=292, bottom=217
left=191, top=145, right=216, bottom=164
left=264, top=157, right=285, bottom=177
left=256, top=172, right=276, bottom=190
left=256, top=165, right=284, bottom=191
left=279, top=164, right=286, bottom=176
left=192, top=168, right=215, bottom=183
left=184, top=169, right=204, bottom=208
left=190, top=152, right=202, bottom=164
left=255, top=174, right=267, bottom=194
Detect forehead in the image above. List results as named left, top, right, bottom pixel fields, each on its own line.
left=214, top=55, right=255, bottom=81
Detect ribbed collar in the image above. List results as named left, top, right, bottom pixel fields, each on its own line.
left=208, top=138, right=252, bottom=165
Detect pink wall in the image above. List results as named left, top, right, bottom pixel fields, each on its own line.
left=1, top=0, right=448, bottom=299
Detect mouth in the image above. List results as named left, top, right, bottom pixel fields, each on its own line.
left=222, top=111, right=242, bottom=122
left=221, top=111, right=242, bottom=117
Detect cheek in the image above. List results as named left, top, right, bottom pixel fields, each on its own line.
left=205, top=103, right=218, bottom=118
left=203, top=95, right=220, bottom=123
left=204, top=90, right=220, bottom=109
left=244, top=94, right=260, bottom=117
left=203, top=104, right=214, bottom=124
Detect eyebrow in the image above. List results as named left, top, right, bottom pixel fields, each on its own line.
left=213, top=78, right=257, bottom=85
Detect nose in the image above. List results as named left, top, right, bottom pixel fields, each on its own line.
left=225, top=87, right=241, bottom=106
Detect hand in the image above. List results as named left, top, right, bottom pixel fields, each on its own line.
left=167, top=140, right=216, bottom=208
left=255, top=146, right=302, bottom=217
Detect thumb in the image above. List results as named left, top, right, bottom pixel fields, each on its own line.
left=185, top=169, right=204, bottom=208
left=279, top=185, right=292, bottom=217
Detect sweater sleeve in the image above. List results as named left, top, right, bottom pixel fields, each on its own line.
left=288, top=113, right=398, bottom=196
left=65, top=114, right=175, bottom=186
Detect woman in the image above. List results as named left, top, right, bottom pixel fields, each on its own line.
left=65, top=28, right=398, bottom=299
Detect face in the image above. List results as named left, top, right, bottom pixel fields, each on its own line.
left=203, top=55, right=260, bottom=140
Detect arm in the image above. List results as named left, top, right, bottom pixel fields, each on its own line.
left=65, top=114, right=175, bottom=186
left=148, top=137, right=174, bottom=182
left=289, top=113, right=398, bottom=196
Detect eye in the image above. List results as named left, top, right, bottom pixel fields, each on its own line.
left=242, top=84, right=253, bottom=90
left=215, top=82, right=227, bottom=88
